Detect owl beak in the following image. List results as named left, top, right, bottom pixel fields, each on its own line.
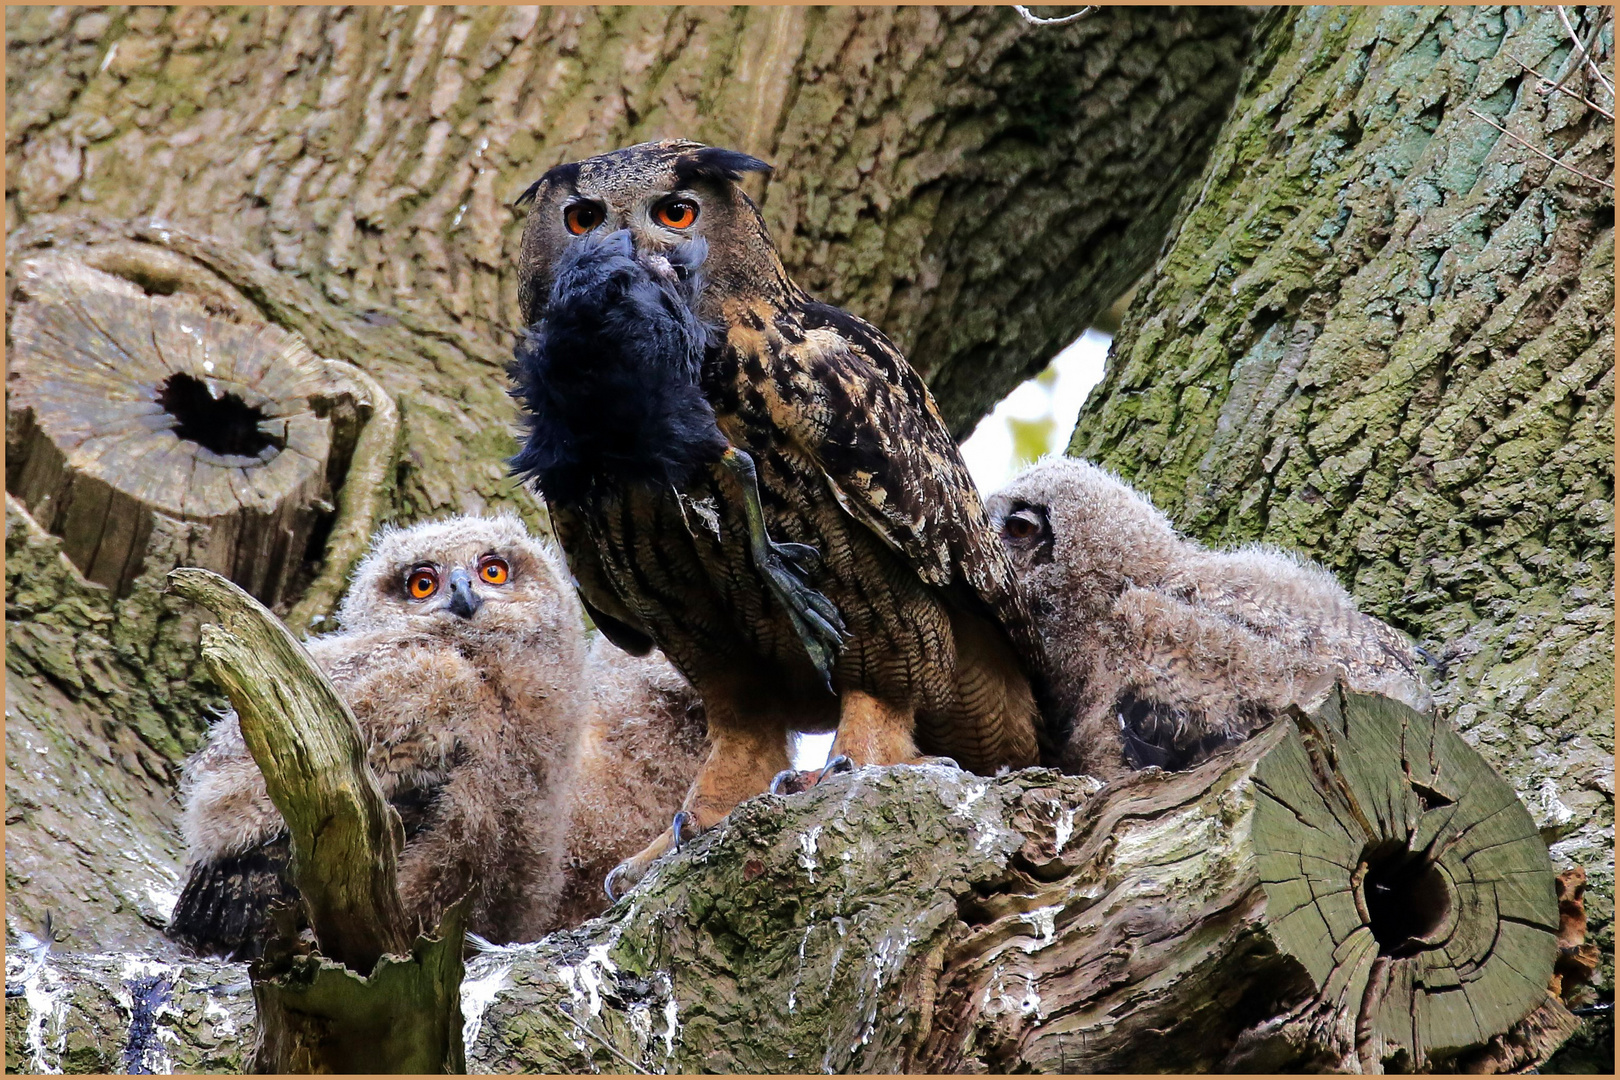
left=447, top=569, right=483, bottom=620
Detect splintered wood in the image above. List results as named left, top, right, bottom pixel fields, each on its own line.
left=6, top=249, right=333, bottom=605
left=166, top=567, right=466, bottom=1074
left=1250, top=688, right=1560, bottom=1070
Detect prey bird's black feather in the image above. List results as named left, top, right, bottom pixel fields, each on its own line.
left=509, top=231, right=727, bottom=504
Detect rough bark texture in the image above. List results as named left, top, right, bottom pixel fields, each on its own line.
left=6, top=689, right=1574, bottom=1073
left=5, top=4, right=1253, bottom=444
left=1067, top=5, right=1615, bottom=1061
left=5, top=3, right=1254, bottom=965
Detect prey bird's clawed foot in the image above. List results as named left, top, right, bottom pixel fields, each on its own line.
left=720, top=446, right=847, bottom=688
left=760, top=537, right=846, bottom=688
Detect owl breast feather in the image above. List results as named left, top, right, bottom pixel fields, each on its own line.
left=509, top=231, right=727, bottom=505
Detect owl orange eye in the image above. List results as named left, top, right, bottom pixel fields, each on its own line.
left=655, top=199, right=698, bottom=229
left=407, top=567, right=440, bottom=600
left=564, top=202, right=603, bottom=235
left=478, top=556, right=510, bottom=585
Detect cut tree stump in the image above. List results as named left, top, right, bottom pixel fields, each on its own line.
left=5, top=241, right=385, bottom=610
left=165, top=567, right=466, bottom=1074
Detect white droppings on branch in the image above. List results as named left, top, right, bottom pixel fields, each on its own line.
left=1018, top=973, right=1045, bottom=1019
left=7, top=936, right=66, bottom=1075
left=1533, top=777, right=1577, bottom=829
left=787, top=924, right=814, bottom=1013
left=202, top=994, right=237, bottom=1039
left=797, top=824, right=823, bottom=883
left=1017, top=904, right=1061, bottom=951
left=1014, top=5, right=1097, bottom=27
left=660, top=985, right=680, bottom=1061
left=460, top=961, right=512, bottom=1051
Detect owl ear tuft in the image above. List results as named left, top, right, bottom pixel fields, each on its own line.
left=672, top=147, right=772, bottom=187
left=516, top=161, right=583, bottom=206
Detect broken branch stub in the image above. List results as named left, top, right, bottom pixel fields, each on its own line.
left=5, top=242, right=376, bottom=610
left=165, top=566, right=409, bottom=971
left=1242, top=688, right=1562, bottom=1070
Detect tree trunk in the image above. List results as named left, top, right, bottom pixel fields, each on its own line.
left=6, top=687, right=1576, bottom=1073
left=5, top=4, right=1254, bottom=961
left=1067, top=4, right=1615, bottom=1060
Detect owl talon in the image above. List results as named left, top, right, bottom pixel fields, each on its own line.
left=772, top=541, right=823, bottom=573
left=603, top=863, right=631, bottom=904
left=671, top=810, right=698, bottom=849
left=818, top=754, right=856, bottom=781
left=770, top=768, right=816, bottom=795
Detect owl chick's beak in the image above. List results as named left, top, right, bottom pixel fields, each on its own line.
left=447, top=568, right=483, bottom=620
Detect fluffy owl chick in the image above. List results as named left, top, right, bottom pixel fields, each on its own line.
left=987, top=458, right=1432, bottom=780
left=167, top=514, right=589, bottom=959
left=548, top=639, right=708, bottom=929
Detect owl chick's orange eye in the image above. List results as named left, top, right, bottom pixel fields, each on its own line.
left=654, top=199, right=698, bottom=229
left=407, top=567, right=440, bottom=600
left=564, top=202, right=603, bottom=235
left=478, top=556, right=510, bottom=585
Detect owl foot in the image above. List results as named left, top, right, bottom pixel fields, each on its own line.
left=720, top=446, right=846, bottom=688
left=603, top=810, right=706, bottom=902
left=767, top=754, right=858, bottom=795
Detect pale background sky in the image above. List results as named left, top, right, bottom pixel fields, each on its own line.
left=790, top=327, right=1113, bottom=771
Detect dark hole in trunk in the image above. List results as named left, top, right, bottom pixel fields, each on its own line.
left=1361, top=841, right=1452, bottom=958
left=158, top=373, right=284, bottom=458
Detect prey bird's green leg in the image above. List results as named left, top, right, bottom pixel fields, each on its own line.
left=720, top=446, right=846, bottom=690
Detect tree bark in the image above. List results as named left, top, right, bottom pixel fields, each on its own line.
left=5, top=4, right=1254, bottom=450
left=1068, top=4, right=1615, bottom=1058
left=4, top=1, right=1254, bottom=966
left=6, top=687, right=1574, bottom=1074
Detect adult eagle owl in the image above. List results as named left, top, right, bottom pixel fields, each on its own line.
left=167, top=515, right=589, bottom=958
left=989, top=457, right=1433, bottom=779
left=511, top=140, right=1050, bottom=894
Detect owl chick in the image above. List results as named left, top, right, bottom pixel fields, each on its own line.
left=166, top=514, right=589, bottom=959
left=548, top=639, right=708, bottom=929
left=511, top=141, right=1049, bottom=894
left=987, top=457, right=1432, bottom=780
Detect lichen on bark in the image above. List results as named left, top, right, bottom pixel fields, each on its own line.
left=1069, top=4, right=1615, bottom=1055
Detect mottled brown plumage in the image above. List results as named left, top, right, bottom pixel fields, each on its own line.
left=988, top=457, right=1433, bottom=780
left=515, top=140, right=1048, bottom=891
left=168, top=515, right=589, bottom=958
left=550, top=640, right=708, bottom=928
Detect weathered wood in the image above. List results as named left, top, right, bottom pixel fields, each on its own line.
left=165, top=567, right=409, bottom=971
left=7, top=687, right=1572, bottom=1073
left=283, top=358, right=401, bottom=637
left=5, top=243, right=389, bottom=612
left=246, top=902, right=469, bottom=1075
left=163, top=566, right=469, bottom=1074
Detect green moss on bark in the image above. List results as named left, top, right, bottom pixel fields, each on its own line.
left=1071, top=3, right=1614, bottom=1045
